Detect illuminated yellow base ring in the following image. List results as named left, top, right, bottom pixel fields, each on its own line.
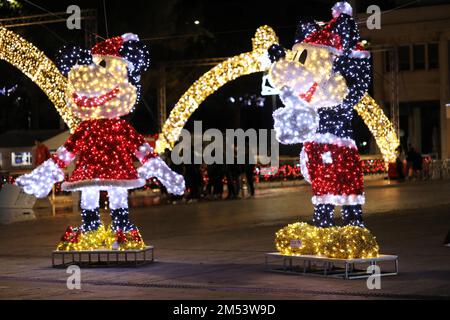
left=275, top=222, right=379, bottom=259
left=56, top=225, right=146, bottom=251
left=0, top=27, right=80, bottom=132
left=156, top=26, right=400, bottom=164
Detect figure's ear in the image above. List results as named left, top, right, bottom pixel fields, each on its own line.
left=268, top=44, right=286, bottom=63
left=331, top=13, right=360, bottom=53
left=294, top=19, right=319, bottom=44
left=119, top=40, right=150, bottom=85
left=55, top=45, right=92, bottom=77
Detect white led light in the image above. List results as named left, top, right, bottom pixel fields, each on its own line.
left=321, top=151, right=333, bottom=164
left=108, top=188, right=129, bottom=210
left=137, top=157, right=185, bottom=195
left=15, top=159, right=65, bottom=198
left=80, top=188, right=100, bottom=210
left=272, top=87, right=319, bottom=145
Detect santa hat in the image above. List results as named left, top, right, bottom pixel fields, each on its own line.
left=299, top=18, right=344, bottom=55
left=294, top=2, right=370, bottom=59
left=92, top=33, right=138, bottom=56
left=92, top=34, right=145, bottom=70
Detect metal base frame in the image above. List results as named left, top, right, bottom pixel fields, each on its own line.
left=265, top=253, right=398, bottom=279
left=52, top=246, right=154, bottom=268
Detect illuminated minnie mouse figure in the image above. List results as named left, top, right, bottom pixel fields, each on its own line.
left=267, top=2, right=371, bottom=228
left=16, top=34, right=185, bottom=246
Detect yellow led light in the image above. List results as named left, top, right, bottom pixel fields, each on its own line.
left=0, top=27, right=80, bottom=132
left=0, top=26, right=399, bottom=163
left=66, top=56, right=137, bottom=121
left=157, top=26, right=400, bottom=166
left=355, top=93, right=400, bottom=163
left=56, top=225, right=146, bottom=251
left=155, top=25, right=278, bottom=153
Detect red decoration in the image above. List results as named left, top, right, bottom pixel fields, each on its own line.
left=92, top=36, right=124, bottom=57
left=60, top=226, right=81, bottom=243
left=129, top=230, right=142, bottom=242
left=72, top=87, right=120, bottom=108
left=299, top=82, right=318, bottom=102
left=115, top=229, right=142, bottom=244
left=51, top=119, right=156, bottom=190
left=303, top=18, right=342, bottom=53
left=116, top=230, right=127, bottom=244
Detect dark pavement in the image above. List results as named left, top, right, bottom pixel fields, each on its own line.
left=0, top=179, right=449, bottom=299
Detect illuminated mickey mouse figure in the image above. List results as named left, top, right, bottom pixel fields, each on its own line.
left=268, top=2, right=371, bottom=228
left=16, top=33, right=185, bottom=248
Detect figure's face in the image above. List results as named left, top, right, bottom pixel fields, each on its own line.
left=66, top=55, right=137, bottom=120
left=268, top=43, right=348, bottom=108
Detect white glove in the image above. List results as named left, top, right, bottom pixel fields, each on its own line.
left=15, top=159, right=65, bottom=198
left=273, top=87, right=319, bottom=145
left=137, top=157, right=185, bottom=196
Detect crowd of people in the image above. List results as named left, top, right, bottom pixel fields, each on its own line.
left=161, top=157, right=256, bottom=203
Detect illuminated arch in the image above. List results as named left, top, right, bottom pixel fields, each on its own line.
left=156, top=26, right=278, bottom=153
left=0, top=27, right=80, bottom=132
left=355, top=94, right=399, bottom=163
left=156, top=26, right=399, bottom=163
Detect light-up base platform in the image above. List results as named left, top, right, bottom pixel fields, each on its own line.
left=265, top=252, right=398, bottom=279
left=52, top=246, right=154, bottom=268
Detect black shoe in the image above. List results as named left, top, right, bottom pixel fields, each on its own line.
left=342, top=205, right=365, bottom=228
left=110, top=208, right=137, bottom=232
left=313, top=204, right=335, bottom=228
left=80, top=208, right=102, bottom=232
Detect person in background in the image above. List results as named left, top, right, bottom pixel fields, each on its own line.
left=225, top=163, right=236, bottom=199
left=226, top=146, right=242, bottom=200
left=207, top=163, right=224, bottom=200
left=232, top=163, right=242, bottom=199
left=185, top=149, right=202, bottom=203
left=33, top=140, right=50, bottom=167
left=244, top=144, right=256, bottom=197
left=214, top=164, right=225, bottom=199
left=412, top=148, right=423, bottom=180
left=395, top=145, right=405, bottom=182
left=244, top=163, right=256, bottom=197
left=406, top=144, right=415, bottom=180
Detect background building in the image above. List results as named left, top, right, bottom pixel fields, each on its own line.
left=0, top=130, right=67, bottom=174
left=358, top=1, right=450, bottom=159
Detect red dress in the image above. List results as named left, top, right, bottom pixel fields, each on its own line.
left=54, top=119, right=148, bottom=191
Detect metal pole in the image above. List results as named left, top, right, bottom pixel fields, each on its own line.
left=157, top=65, right=167, bottom=132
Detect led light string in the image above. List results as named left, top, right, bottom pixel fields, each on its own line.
left=0, top=27, right=80, bottom=132
left=156, top=26, right=399, bottom=166
left=0, top=26, right=398, bottom=163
